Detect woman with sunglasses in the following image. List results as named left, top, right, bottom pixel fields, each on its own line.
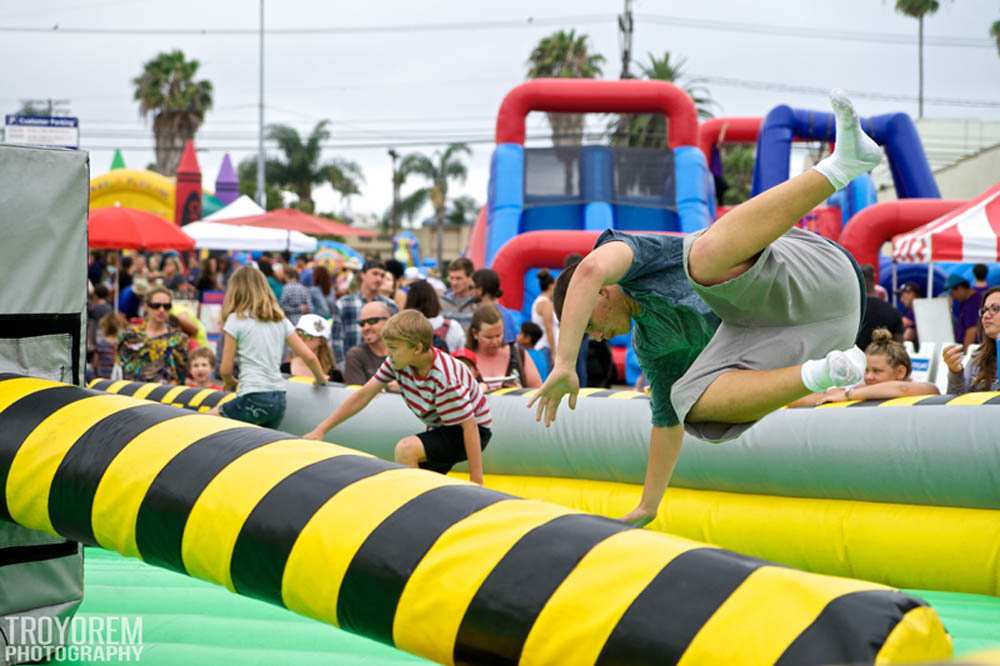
left=117, top=286, right=190, bottom=384
left=944, top=286, right=1000, bottom=394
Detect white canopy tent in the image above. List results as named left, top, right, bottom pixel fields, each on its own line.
left=182, top=221, right=318, bottom=252
left=203, top=194, right=265, bottom=221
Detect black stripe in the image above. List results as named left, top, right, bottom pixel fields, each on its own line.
left=0, top=386, right=84, bottom=521
left=596, top=548, right=769, bottom=666
left=454, top=513, right=630, bottom=665
left=143, top=384, right=174, bottom=403
left=502, top=388, right=530, bottom=396
left=134, top=427, right=290, bottom=574
left=0, top=541, right=79, bottom=568
left=168, top=387, right=202, bottom=408
left=198, top=390, right=229, bottom=409
left=588, top=390, right=616, bottom=398
left=0, top=373, right=26, bottom=382
left=338, top=485, right=509, bottom=646
left=775, top=590, right=925, bottom=665
left=987, top=394, right=1000, bottom=405
left=913, top=394, right=954, bottom=406
left=89, top=379, right=115, bottom=392
left=48, top=403, right=188, bottom=545
left=230, top=455, right=396, bottom=605
left=115, top=382, right=146, bottom=397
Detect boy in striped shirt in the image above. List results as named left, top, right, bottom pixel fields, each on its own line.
left=304, top=310, right=492, bottom=484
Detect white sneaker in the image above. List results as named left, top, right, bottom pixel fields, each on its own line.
left=826, top=346, right=866, bottom=387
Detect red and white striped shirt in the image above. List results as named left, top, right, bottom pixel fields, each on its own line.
left=374, top=348, right=493, bottom=428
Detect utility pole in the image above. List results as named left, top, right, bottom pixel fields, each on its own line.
left=618, top=0, right=634, bottom=79
left=917, top=14, right=924, bottom=120
left=388, top=148, right=400, bottom=234
left=256, top=0, right=266, bottom=207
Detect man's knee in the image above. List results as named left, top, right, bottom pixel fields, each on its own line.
left=394, top=436, right=424, bottom=465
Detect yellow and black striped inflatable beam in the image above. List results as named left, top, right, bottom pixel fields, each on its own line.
left=12, top=376, right=949, bottom=664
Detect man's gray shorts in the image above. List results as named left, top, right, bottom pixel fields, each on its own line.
left=672, top=226, right=863, bottom=442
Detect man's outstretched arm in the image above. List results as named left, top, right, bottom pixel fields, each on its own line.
left=529, top=241, right=634, bottom=425
left=622, top=424, right=685, bottom=527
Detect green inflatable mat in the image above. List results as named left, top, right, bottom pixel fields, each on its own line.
left=50, top=548, right=1000, bottom=664
left=58, top=547, right=428, bottom=665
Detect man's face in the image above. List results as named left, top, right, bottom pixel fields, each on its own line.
left=358, top=304, right=389, bottom=345
left=449, top=270, right=472, bottom=296
left=951, top=285, right=971, bottom=302
left=584, top=288, right=631, bottom=341
left=900, top=290, right=916, bottom=307
left=362, top=267, right=385, bottom=294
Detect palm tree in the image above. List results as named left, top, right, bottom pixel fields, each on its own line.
left=237, top=156, right=284, bottom=210
left=446, top=196, right=480, bottom=226
left=991, top=20, right=1000, bottom=57
left=326, top=158, right=365, bottom=214
left=265, top=120, right=338, bottom=213
left=399, top=143, right=472, bottom=270
left=609, top=51, right=717, bottom=148
left=894, top=0, right=941, bottom=119
left=527, top=29, right=605, bottom=145
left=720, top=145, right=755, bottom=206
left=133, top=50, right=213, bottom=175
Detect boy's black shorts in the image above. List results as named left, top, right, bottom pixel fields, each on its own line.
left=416, top=424, right=491, bottom=474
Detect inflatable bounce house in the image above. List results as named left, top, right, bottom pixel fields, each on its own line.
left=89, top=143, right=240, bottom=226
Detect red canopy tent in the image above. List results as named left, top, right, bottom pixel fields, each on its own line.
left=89, top=206, right=195, bottom=251
left=893, top=182, right=1000, bottom=264
left=219, top=208, right=376, bottom=238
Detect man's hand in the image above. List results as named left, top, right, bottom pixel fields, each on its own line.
left=942, top=344, right=964, bottom=374
left=302, top=429, right=325, bottom=441
left=527, top=365, right=580, bottom=427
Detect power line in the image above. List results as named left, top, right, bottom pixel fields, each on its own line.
left=639, top=13, right=992, bottom=49
left=0, top=14, right=614, bottom=36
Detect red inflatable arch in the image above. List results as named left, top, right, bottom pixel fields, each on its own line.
left=495, top=79, right=698, bottom=149
left=838, top=199, right=964, bottom=282
left=697, top=117, right=762, bottom=163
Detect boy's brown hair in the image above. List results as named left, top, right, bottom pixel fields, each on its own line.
left=189, top=346, right=216, bottom=367
left=383, top=309, right=433, bottom=353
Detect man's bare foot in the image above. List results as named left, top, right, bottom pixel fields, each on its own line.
left=621, top=507, right=656, bottom=528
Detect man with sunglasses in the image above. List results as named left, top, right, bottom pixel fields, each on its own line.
left=333, top=259, right=398, bottom=368
left=343, top=301, right=393, bottom=386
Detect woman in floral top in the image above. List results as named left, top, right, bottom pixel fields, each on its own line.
left=118, top=287, right=190, bottom=384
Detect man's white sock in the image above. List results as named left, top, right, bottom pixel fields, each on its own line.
left=801, top=347, right=866, bottom=392
left=813, top=89, right=882, bottom=191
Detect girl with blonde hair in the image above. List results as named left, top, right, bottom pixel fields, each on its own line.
left=209, top=266, right=326, bottom=427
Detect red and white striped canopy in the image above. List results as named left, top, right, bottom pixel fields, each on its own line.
left=892, top=181, right=1000, bottom=263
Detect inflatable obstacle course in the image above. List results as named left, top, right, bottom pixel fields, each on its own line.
left=1, top=375, right=951, bottom=664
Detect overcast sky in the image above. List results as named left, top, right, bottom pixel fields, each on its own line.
left=1, top=0, right=997, bottom=221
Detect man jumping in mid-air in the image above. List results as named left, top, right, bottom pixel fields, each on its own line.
left=528, top=90, right=881, bottom=527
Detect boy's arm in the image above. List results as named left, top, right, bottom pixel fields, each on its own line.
left=460, top=417, right=484, bottom=485
left=219, top=333, right=237, bottom=392
left=303, top=377, right=384, bottom=440
left=623, top=424, right=684, bottom=524
left=528, top=241, right=634, bottom=426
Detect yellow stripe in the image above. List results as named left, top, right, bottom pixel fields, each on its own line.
left=875, top=605, right=952, bottom=664
left=182, top=439, right=363, bottom=590
left=521, top=529, right=699, bottom=665
left=187, top=388, right=215, bottom=408
left=287, top=376, right=313, bottom=384
left=158, top=385, right=188, bottom=405
left=217, top=394, right=236, bottom=407
left=489, top=387, right=520, bottom=396
left=879, top=395, right=934, bottom=407
left=815, top=400, right=860, bottom=408
left=677, top=567, right=884, bottom=665
left=0, top=377, right=62, bottom=411
left=577, top=387, right=603, bottom=397
left=282, top=468, right=468, bottom=627
left=86, top=378, right=102, bottom=388
left=91, top=415, right=247, bottom=557
left=131, top=383, right=160, bottom=400
left=6, top=394, right=140, bottom=533
left=103, top=380, right=132, bottom=394
left=946, top=392, right=997, bottom=406
left=609, top=390, right=642, bottom=399
left=392, top=499, right=574, bottom=665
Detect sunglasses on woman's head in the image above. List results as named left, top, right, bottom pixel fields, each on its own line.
left=147, top=302, right=172, bottom=310
left=358, top=316, right=387, bottom=327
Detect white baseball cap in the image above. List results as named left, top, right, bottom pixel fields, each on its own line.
left=296, top=314, right=332, bottom=339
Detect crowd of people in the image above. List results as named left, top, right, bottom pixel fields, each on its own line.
left=86, top=246, right=623, bottom=402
